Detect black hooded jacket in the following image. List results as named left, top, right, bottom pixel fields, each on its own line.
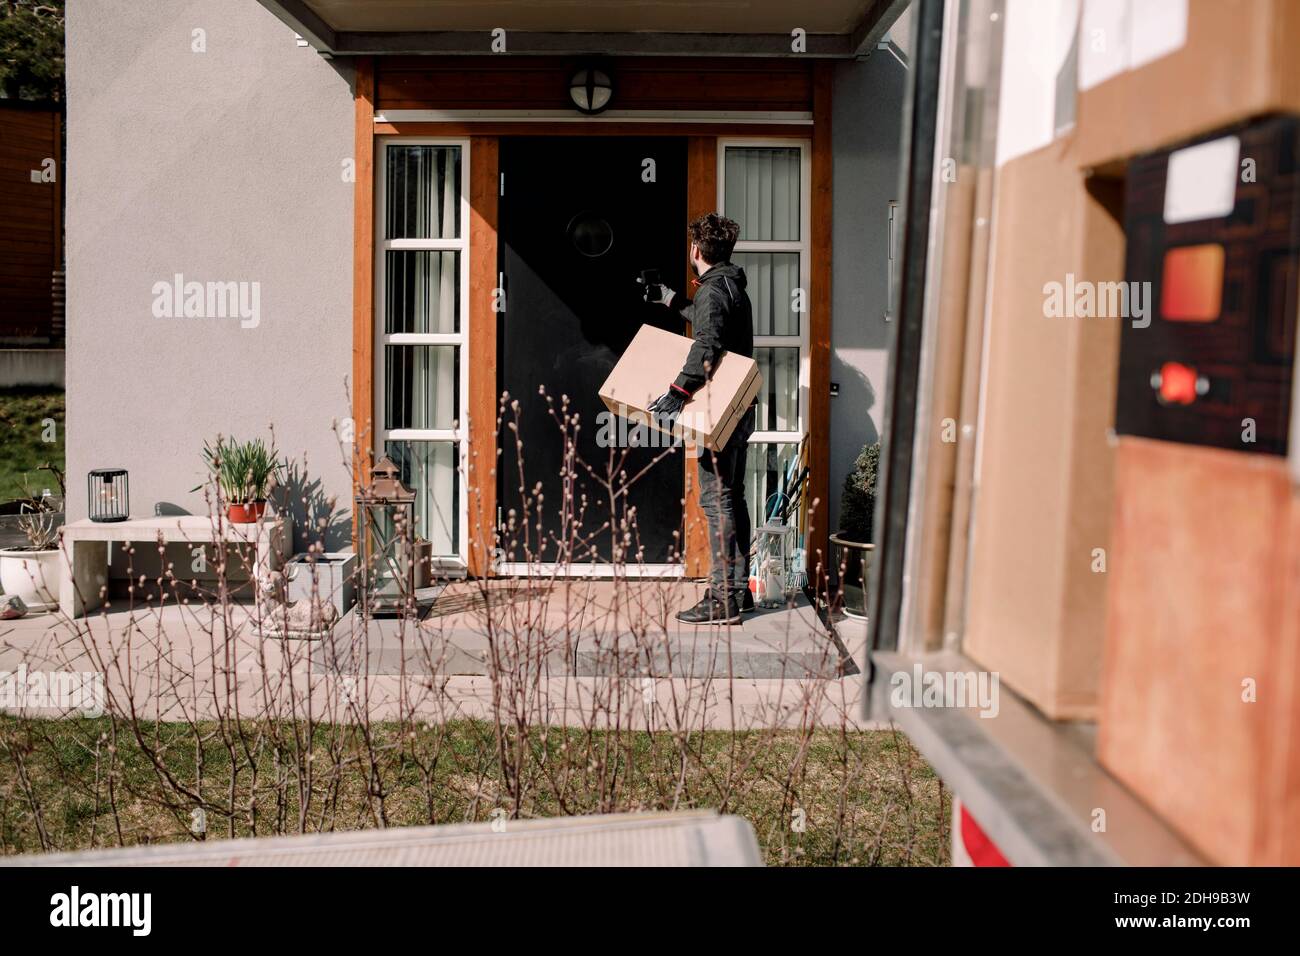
left=670, top=262, right=754, bottom=394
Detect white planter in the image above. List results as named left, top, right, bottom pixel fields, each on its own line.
left=830, top=535, right=874, bottom=621
left=0, top=548, right=62, bottom=611
left=284, top=551, right=357, bottom=618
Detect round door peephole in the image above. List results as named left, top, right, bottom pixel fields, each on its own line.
left=567, top=212, right=614, bottom=257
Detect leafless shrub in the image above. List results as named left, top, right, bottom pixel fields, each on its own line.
left=0, top=388, right=947, bottom=865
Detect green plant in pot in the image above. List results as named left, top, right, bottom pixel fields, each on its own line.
left=197, top=436, right=282, bottom=523
left=831, top=441, right=879, bottom=620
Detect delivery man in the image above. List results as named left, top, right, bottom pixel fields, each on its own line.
left=642, top=212, right=756, bottom=625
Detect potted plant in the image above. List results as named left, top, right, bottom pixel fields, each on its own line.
left=0, top=499, right=63, bottom=611
left=831, top=441, right=879, bottom=620
left=198, top=436, right=282, bottom=523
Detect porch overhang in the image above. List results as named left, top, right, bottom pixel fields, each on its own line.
left=257, top=0, right=910, bottom=58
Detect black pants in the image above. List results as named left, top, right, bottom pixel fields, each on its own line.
left=697, top=406, right=755, bottom=599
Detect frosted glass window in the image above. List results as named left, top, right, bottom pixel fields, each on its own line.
left=385, top=440, right=459, bottom=558
left=725, top=147, right=801, bottom=241
left=385, top=251, right=460, bottom=334
left=385, top=346, right=458, bottom=430
left=734, top=252, right=800, bottom=336
left=386, top=146, right=461, bottom=240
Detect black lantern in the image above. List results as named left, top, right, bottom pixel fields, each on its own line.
left=568, top=66, right=613, bottom=115
left=355, top=455, right=416, bottom=616
left=88, top=468, right=129, bottom=522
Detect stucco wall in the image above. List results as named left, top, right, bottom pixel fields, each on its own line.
left=65, top=0, right=355, bottom=550
left=829, top=51, right=908, bottom=533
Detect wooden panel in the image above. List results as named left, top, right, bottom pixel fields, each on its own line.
left=352, top=58, right=376, bottom=485
left=682, top=136, right=717, bottom=577
left=807, top=62, right=833, bottom=588
left=0, top=105, right=60, bottom=341
left=466, top=137, right=499, bottom=577
left=376, top=57, right=814, bottom=113
left=1099, top=438, right=1300, bottom=865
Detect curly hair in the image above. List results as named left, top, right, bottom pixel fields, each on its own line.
left=687, top=212, right=740, bottom=265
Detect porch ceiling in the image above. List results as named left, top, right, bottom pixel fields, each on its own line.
left=258, top=0, right=910, bottom=57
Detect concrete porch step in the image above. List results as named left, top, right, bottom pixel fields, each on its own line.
left=313, top=586, right=857, bottom=680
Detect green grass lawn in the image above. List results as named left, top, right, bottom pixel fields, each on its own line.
left=0, top=716, right=950, bottom=866
left=0, top=387, right=65, bottom=502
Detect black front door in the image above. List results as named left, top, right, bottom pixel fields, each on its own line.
left=499, top=136, right=686, bottom=565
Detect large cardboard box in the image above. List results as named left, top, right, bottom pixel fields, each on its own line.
left=599, top=325, right=761, bottom=452
left=1076, top=0, right=1300, bottom=169
left=960, top=139, right=1123, bottom=720
left=1099, top=439, right=1300, bottom=866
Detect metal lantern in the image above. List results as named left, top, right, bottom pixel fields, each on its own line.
left=88, top=468, right=129, bottom=522
left=754, top=522, right=796, bottom=608
left=355, top=455, right=416, bottom=617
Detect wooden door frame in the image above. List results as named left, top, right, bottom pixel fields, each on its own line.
left=353, top=56, right=833, bottom=577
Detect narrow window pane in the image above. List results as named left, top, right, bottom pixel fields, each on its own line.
left=385, top=345, right=459, bottom=430
left=385, top=440, right=459, bottom=558
left=386, top=145, right=461, bottom=240
left=724, top=147, right=800, bottom=241
left=385, top=251, right=460, bottom=334
left=744, top=443, right=801, bottom=530
left=754, top=347, right=800, bottom=433
left=734, top=252, right=800, bottom=336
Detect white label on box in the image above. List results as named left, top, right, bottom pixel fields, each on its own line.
left=1163, top=135, right=1241, bottom=225
left=1128, top=0, right=1188, bottom=71
left=1078, top=0, right=1130, bottom=92
left=1077, top=0, right=1187, bottom=91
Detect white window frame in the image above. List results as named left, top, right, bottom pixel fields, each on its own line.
left=374, top=136, right=471, bottom=572
left=717, top=138, right=811, bottom=447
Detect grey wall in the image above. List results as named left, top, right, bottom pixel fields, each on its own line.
left=66, top=0, right=355, bottom=550
left=829, top=50, right=908, bottom=533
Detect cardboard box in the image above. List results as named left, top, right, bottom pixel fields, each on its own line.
left=1099, top=438, right=1300, bottom=865
left=1076, top=0, right=1300, bottom=169
left=960, top=139, right=1123, bottom=720
left=599, top=324, right=761, bottom=452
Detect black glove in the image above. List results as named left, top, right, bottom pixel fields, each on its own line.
left=647, top=385, right=690, bottom=430
left=638, top=278, right=676, bottom=306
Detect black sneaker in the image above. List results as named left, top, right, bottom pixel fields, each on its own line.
left=676, top=594, right=742, bottom=626
left=740, top=589, right=755, bottom=613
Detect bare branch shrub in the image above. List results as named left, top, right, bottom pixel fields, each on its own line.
left=0, top=388, right=947, bottom=864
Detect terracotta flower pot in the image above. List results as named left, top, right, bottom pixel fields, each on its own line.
left=227, top=501, right=267, bottom=524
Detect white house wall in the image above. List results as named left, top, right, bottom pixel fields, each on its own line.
left=66, top=0, right=356, bottom=550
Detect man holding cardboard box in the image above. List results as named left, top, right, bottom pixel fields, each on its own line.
left=642, top=213, right=756, bottom=625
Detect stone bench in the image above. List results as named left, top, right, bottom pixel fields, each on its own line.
left=59, top=515, right=293, bottom=618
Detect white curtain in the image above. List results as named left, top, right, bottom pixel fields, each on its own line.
left=388, top=442, right=457, bottom=558
left=755, top=347, right=799, bottom=432
left=382, top=146, right=463, bottom=560
left=734, top=252, right=799, bottom=336
left=387, top=146, right=460, bottom=240
left=725, top=148, right=800, bottom=242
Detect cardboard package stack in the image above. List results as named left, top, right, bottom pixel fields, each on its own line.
left=1083, top=0, right=1300, bottom=864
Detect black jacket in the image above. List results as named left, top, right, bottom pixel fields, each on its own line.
left=671, top=262, right=754, bottom=393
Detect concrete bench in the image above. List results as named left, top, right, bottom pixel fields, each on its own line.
left=59, top=515, right=293, bottom=618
